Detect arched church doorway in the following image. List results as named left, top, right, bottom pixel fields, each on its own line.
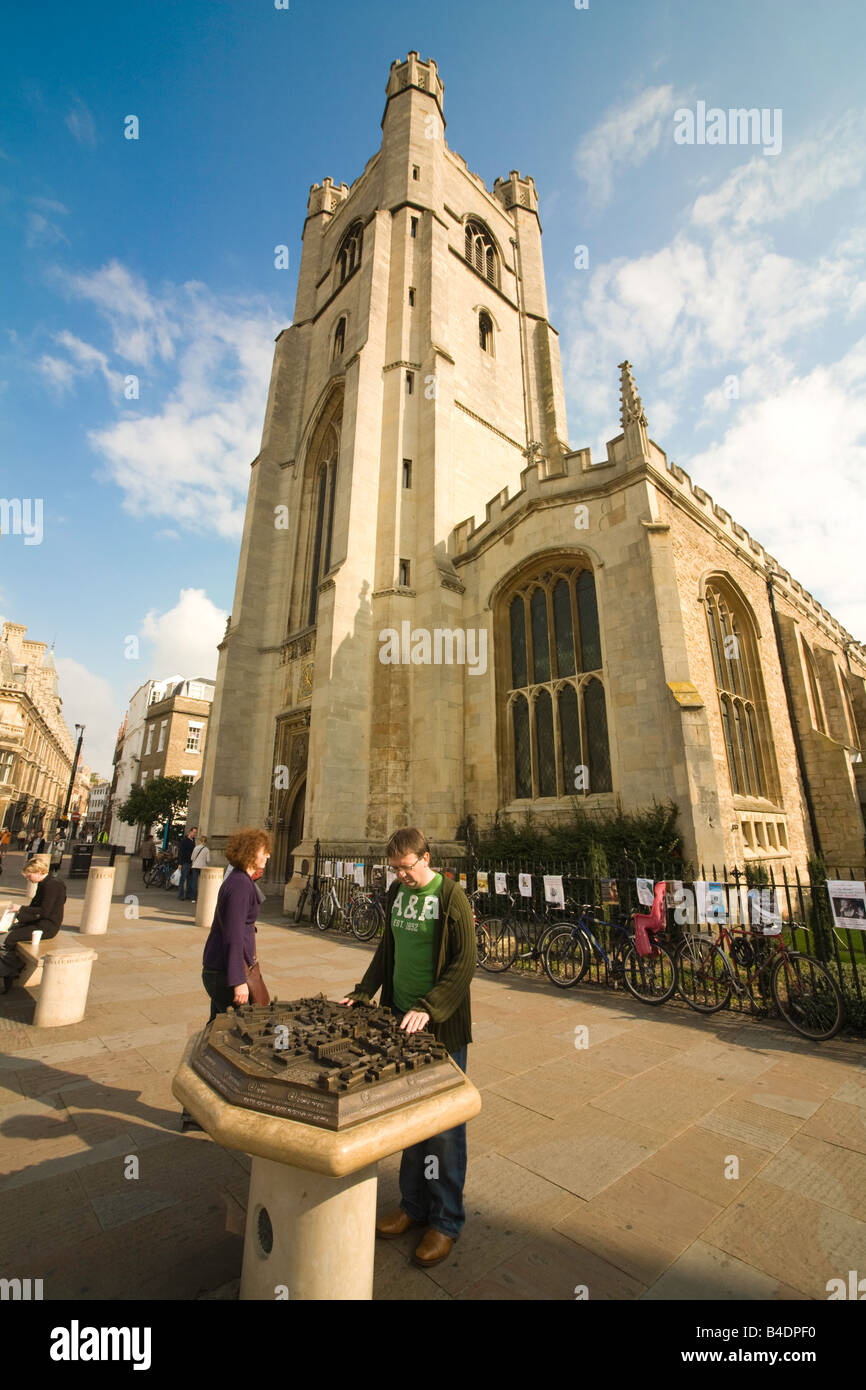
left=285, top=779, right=306, bottom=880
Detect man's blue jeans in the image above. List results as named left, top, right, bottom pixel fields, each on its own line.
left=177, top=862, right=192, bottom=899
left=391, top=1006, right=467, bottom=1240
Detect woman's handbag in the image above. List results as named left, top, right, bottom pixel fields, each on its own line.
left=244, top=960, right=270, bottom=1006
left=216, top=902, right=270, bottom=1006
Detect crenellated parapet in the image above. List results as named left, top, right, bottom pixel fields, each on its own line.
left=384, top=50, right=444, bottom=110
left=492, top=171, right=539, bottom=214
left=446, top=362, right=866, bottom=666
left=306, top=178, right=350, bottom=218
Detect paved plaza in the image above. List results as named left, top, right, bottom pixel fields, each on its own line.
left=1, top=855, right=865, bottom=1301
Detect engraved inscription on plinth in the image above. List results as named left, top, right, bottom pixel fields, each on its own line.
left=191, top=995, right=461, bottom=1131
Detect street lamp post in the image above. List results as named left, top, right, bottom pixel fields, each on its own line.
left=61, top=724, right=85, bottom=840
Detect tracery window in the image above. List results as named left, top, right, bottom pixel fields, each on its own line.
left=705, top=580, right=779, bottom=800
left=337, top=223, right=363, bottom=285
left=464, top=220, right=498, bottom=286
left=306, top=423, right=339, bottom=627
left=505, top=564, right=612, bottom=799
left=801, top=638, right=827, bottom=734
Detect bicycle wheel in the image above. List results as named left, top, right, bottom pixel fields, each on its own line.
left=541, top=928, right=588, bottom=988
left=771, top=952, right=844, bottom=1041
left=315, top=891, right=334, bottom=931
left=621, top=939, right=677, bottom=1004
left=675, top=935, right=733, bottom=1014
left=478, top=916, right=518, bottom=972
left=475, top=922, right=490, bottom=968
left=294, top=888, right=308, bottom=923
left=350, top=899, right=379, bottom=941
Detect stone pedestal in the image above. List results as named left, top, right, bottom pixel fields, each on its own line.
left=80, top=866, right=115, bottom=934
left=283, top=871, right=309, bottom=918
left=172, top=1022, right=481, bottom=1302
left=195, top=867, right=223, bottom=929
left=241, top=1157, right=378, bottom=1300
left=33, top=946, right=98, bottom=1027
left=112, top=854, right=130, bottom=898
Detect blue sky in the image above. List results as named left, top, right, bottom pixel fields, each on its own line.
left=2, top=0, right=865, bottom=778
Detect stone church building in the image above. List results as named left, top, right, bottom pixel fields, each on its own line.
left=198, top=52, right=866, bottom=889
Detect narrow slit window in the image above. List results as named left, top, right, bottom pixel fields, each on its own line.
left=408, top=287, right=415, bottom=306
left=406, top=372, right=414, bottom=394
left=402, top=459, right=412, bottom=488
left=410, top=217, right=418, bottom=237
left=399, top=559, right=410, bottom=587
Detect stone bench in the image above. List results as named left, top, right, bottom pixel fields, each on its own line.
left=15, top=938, right=98, bottom=1027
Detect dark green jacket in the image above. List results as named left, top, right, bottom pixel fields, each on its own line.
left=348, top=874, right=474, bottom=1053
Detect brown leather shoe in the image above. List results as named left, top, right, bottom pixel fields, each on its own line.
left=413, top=1227, right=455, bottom=1267
left=375, top=1209, right=423, bottom=1239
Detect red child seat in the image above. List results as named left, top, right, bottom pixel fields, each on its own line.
left=633, top=881, right=667, bottom=957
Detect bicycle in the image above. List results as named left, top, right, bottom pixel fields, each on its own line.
left=542, top=903, right=678, bottom=1005
left=348, top=886, right=388, bottom=941
left=675, top=920, right=843, bottom=1041
left=476, top=892, right=581, bottom=974
left=468, top=889, right=491, bottom=967
left=143, top=857, right=175, bottom=889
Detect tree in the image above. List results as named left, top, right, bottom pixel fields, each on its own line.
left=118, top=777, right=192, bottom=838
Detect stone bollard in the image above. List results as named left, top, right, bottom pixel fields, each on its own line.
left=80, top=866, right=115, bottom=935
left=112, top=854, right=131, bottom=898
left=195, top=867, right=223, bottom=929
left=34, top=946, right=98, bottom=1027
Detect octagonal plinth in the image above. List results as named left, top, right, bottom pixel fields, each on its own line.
left=172, top=998, right=481, bottom=1299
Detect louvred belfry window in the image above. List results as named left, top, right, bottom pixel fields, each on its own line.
left=464, top=220, right=498, bottom=287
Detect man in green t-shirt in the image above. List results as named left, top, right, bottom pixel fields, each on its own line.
left=338, top=826, right=475, bottom=1267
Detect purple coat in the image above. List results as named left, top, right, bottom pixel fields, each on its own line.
left=202, top=871, right=260, bottom=988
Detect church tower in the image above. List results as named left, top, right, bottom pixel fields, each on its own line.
left=200, top=52, right=569, bottom=876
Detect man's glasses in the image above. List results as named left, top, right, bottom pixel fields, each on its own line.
left=390, top=856, right=424, bottom=876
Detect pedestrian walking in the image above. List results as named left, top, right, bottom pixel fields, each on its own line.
left=189, top=836, right=209, bottom=901
left=338, top=826, right=474, bottom=1268
left=141, top=833, right=157, bottom=876
left=177, top=826, right=197, bottom=901
left=180, top=828, right=271, bottom=1131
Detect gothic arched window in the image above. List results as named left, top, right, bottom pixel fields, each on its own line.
left=337, top=223, right=363, bottom=285
left=705, top=580, right=779, bottom=800
left=333, top=317, right=346, bottom=360
left=306, top=422, right=339, bottom=627
left=464, top=220, right=498, bottom=287
left=801, top=638, right=827, bottom=734
left=479, top=311, right=493, bottom=353
left=504, top=563, right=612, bottom=800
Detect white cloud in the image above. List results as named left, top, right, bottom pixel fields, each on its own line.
left=574, top=85, right=678, bottom=208
left=57, top=260, right=181, bottom=366
left=41, top=261, right=282, bottom=535
left=690, top=112, right=866, bottom=233
left=26, top=210, right=70, bottom=247
left=141, top=589, right=228, bottom=680
left=54, top=657, right=120, bottom=782
left=65, top=99, right=97, bottom=148
left=38, top=331, right=124, bottom=397
left=687, top=342, right=866, bottom=641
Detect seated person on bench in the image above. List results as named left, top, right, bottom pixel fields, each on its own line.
left=0, top=854, right=67, bottom=993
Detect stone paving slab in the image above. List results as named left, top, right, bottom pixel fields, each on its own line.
left=1, top=870, right=866, bottom=1301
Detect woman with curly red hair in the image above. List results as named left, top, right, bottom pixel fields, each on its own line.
left=200, top=827, right=272, bottom=1021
